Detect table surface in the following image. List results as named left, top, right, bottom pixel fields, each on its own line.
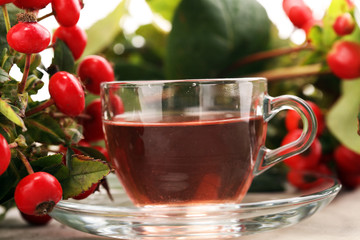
left=1, top=188, right=359, bottom=240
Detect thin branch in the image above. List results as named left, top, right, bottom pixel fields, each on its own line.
left=249, top=64, right=331, bottom=82
left=219, top=44, right=314, bottom=77
left=18, top=54, right=32, bottom=94
left=37, top=11, right=54, bottom=22
left=17, top=149, right=34, bottom=175
left=25, top=99, right=55, bottom=117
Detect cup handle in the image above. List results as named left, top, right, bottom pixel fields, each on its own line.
left=254, top=95, right=318, bottom=176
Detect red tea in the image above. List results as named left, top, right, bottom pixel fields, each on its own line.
left=103, top=112, right=266, bottom=206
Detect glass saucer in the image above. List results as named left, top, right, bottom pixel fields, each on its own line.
left=50, top=174, right=341, bottom=239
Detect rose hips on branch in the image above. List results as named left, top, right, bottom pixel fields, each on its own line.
left=52, top=0, right=81, bottom=27
left=77, top=55, right=115, bottom=95
left=0, top=133, right=11, bottom=176
left=14, top=172, right=63, bottom=216
left=49, top=71, right=85, bottom=116
left=52, top=25, right=87, bottom=60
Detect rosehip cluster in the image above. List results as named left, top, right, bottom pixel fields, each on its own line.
left=1, top=0, right=116, bottom=217
left=281, top=101, right=331, bottom=190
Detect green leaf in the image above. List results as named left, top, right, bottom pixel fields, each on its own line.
left=24, top=113, right=67, bottom=144
left=25, top=75, right=44, bottom=95
left=30, top=154, right=69, bottom=182
left=0, top=67, right=10, bottom=84
left=136, top=23, right=168, bottom=59
left=146, top=0, right=181, bottom=21
left=0, top=5, right=21, bottom=51
left=82, top=0, right=127, bottom=58
left=0, top=98, right=26, bottom=130
left=51, top=39, right=75, bottom=73
left=327, top=79, right=360, bottom=153
left=165, top=0, right=271, bottom=79
left=60, top=155, right=110, bottom=199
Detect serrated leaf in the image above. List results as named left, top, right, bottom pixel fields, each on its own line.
left=0, top=98, right=26, bottom=130
left=51, top=39, right=75, bottom=73
left=327, top=79, right=360, bottom=153
left=82, top=0, right=127, bottom=58
left=60, top=155, right=110, bottom=199
left=25, top=113, right=67, bottom=144
left=0, top=67, right=10, bottom=84
left=73, top=146, right=108, bottom=162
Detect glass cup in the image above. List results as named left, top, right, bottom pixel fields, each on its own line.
left=101, top=78, right=317, bottom=206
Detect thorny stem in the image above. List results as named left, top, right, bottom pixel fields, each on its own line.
left=37, top=11, right=54, bottom=22
left=18, top=54, right=32, bottom=94
left=219, top=44, right=314, bottom=77
left=25, top=98, right=55, bottom=117
left=17, top=149, right=34, bottom=175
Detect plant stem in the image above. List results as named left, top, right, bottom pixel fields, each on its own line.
left=25, top=98, right=55, bottom=117
left=17, top=149, right=34, bottom=175
left=1, top=5, right=14, bottom=54
left=249, top=64, right=331, bottom=82
left=1, top=5, right=11, bottom=32
left=18, top=54, right=32, bottom=94
left=37, top=11, right=54, bottom=21
left=8, top=142, right=18, bottom=149
left=219, top=44, right=314, bottom=77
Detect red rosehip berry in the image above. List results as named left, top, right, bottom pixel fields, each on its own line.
left=287, top=5, right=313, bottom=29
left=0, top=134, right=11, bottom=176
left=7, top=22, right=50, bottom=54
left=282, top=0, right=306, bottom=15
left=72, top=182, right=98, bottom=200
left=15, top=172, right=63, bottom=216
left=20, top=211, right=52, bottom=226
left=285, top=101, right=324, bottom=136
left=52, top=25, right=87, bottom=60
left=287, top=168, right=329, bottom=190
left=109, top=94, right=125, bottom=116
left=82, top=99, right=104, bottom=142
left=49, top=71, right=85, bottom=116
left=334, top=145, right=360, bottom=174
left=281, top=129, right=322, bottom=170
left=0, top=0, right=14, bottom=5
left=333, top=13, right=355, bottom=36
left=282, top=0, right=313, bottom=29
left=13, top=0, right=51, bottom=10
left=77, top=55, right=115, bottom=95
left=327, top=40, right=360, bottom=79
left=52, top=0, right=81, bottom=27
